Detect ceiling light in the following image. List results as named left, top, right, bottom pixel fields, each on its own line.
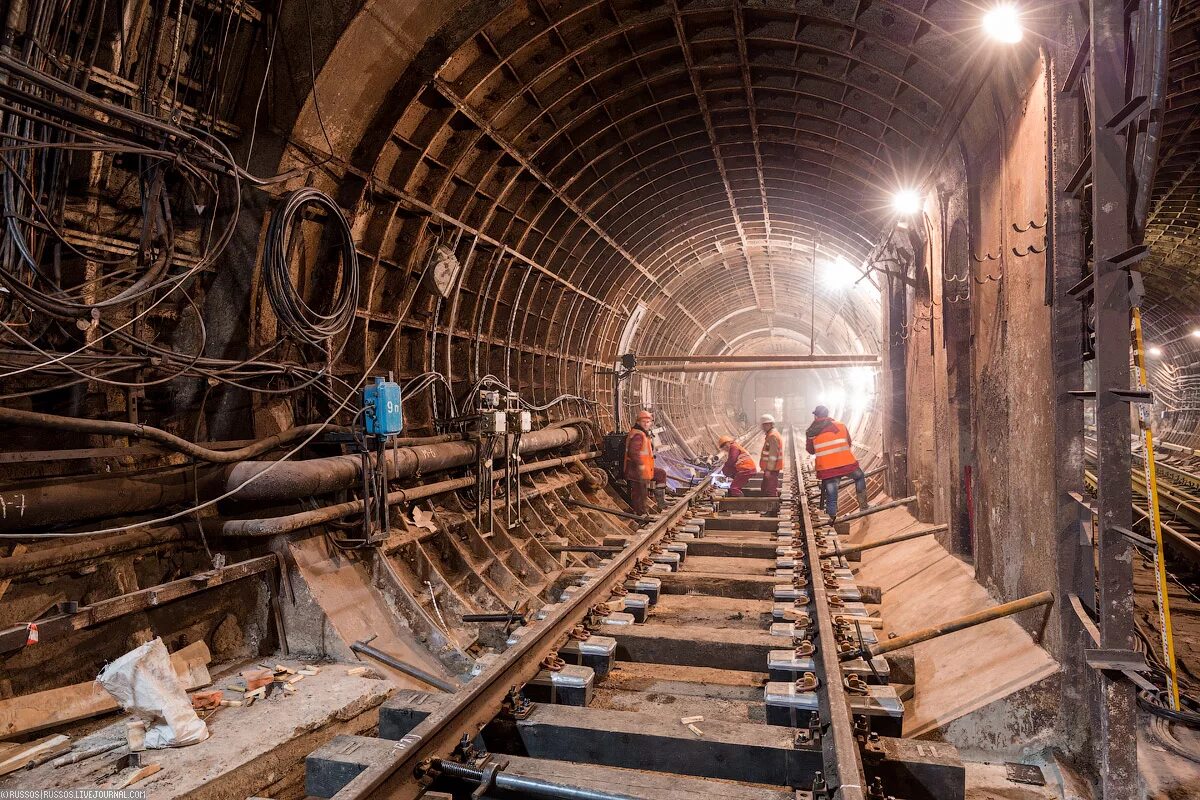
left=1191, top=329, right=1200, bottom=338
left=1148, top=346, right=1163, bottom=357
left=892, top=189, right=922, bottom=215
left=983, top=5, right=1023, bottom=44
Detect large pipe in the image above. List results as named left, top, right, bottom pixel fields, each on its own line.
left=840, top=591, right=1055, bottom=661
left=0, top=405, right=350, bottom=463
left=218, top=452, right=596, bottom=536
left=820, top=524, right=948, bottom=558
left=224, top=424, right=583, bottom=502
left=631, top=360, right=880, bottom=374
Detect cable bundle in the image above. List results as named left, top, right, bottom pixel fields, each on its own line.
left=262, top=188, right=359, bottom=346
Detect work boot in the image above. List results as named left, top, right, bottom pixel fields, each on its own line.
left=856, top=490, right=869, bottom=512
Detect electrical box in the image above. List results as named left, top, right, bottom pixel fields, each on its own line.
left=363, top=377, right=403, bottom=435
left=479, top=410, right=507, bottom=435
left=477, top=390, right=502, bottom=410
left=510, top=409, right=532, bottom=433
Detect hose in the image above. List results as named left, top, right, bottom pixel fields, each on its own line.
left=0, top=405, right=348, bottom=463
left=262, top=188, right=359, bottom=346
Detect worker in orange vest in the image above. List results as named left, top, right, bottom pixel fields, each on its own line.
left=759, top=414, right=784, bottom=496
left=717, top=435, right=758, bottom=496
left=625, top=409, right=665, bottom=515
left=805, top=405, right=866, bottom=518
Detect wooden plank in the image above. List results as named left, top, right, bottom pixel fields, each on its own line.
left=0, top=556, right=277, bottom=653
left=0, top=641, right=211, bottom=740
left=0, top=734, right=71, bottom=776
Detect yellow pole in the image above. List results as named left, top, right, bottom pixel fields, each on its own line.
left=1132, top=306, right=1181, bottom=710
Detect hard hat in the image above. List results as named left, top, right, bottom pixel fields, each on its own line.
left=717, top=435, right=734, bottom=447
left=812, top=405, right=829, bottom=417
left=637, top=409, right=653, bottom=422
left=760, top=414, right=775, bottom=424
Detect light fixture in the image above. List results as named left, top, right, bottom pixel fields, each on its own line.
left=1148, top=346, right=1163, bottom=357
left=892, top=189, right=922, bottom=215
left=1191, top=329, right=1200, bottom=338
left=983, top=4, right=1023, bottom=43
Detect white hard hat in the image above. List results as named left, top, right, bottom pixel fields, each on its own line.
left=760, top=414, right=775, bottom=424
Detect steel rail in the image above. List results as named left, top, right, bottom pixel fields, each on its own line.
left=331, top=477, right=711, bottom=800
left=788, top=427, right=868, bottom=800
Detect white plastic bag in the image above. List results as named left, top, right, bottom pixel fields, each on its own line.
left=97, top=638, right=209, bottom=748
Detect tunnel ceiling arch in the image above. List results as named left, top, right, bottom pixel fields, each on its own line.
left=334, top=0, right=987, bottom=365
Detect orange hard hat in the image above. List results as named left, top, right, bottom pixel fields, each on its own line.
left=717, top=435, right=734, bottom=447
left=637, top=409, right=653, bottom=422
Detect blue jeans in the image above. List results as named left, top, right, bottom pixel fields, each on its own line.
left=821, top=468, right=865, bottom=518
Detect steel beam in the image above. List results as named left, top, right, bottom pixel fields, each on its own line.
left=630, top=360, right=880, bottom=373
left=1088, top=1, right=1139, bottom=797
left=636, top=354, right=879, bottom=364
left=329, top=479, right=711, bottom=800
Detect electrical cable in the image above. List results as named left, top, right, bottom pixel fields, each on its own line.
left=262, top=187, right=359, bottom=346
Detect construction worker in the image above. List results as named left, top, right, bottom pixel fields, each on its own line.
left=805, top=405, right=866, bottom=519
left=624, top=409, right=664, bottom=515
left=717, top=435, right=758, bottom=496
left=759, top=414, right=784, bottom=496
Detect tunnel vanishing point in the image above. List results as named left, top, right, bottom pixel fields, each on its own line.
left=1, top=2, right=1199, bottom=799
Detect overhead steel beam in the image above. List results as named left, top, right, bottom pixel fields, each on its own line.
left=636, top=353, right=879, bottom=363
left=629, top=359, right=880, bottom=373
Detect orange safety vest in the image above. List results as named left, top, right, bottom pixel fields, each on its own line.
left=624, top=427, right=655, bottom=481
left=723, top=442, right=757, bottom=477
left=811, top=421, right=857, bottom=475
left=761, top=428, right=784, bottom=472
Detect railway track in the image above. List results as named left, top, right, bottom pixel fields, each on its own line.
left=302, top=429, right=963, bottom=800
left=1082, top=441, right=1200, bottom=569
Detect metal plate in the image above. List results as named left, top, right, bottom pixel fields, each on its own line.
left=1005, top=762, right=1046, bottom=786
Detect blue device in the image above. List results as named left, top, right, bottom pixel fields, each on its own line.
left=363, top=377, right=404, bottom=435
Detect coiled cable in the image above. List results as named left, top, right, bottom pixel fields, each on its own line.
left=263, top=188, right=358, bottom=346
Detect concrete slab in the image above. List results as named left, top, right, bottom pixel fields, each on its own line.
left=686, top=539, right=778, bottom=559
left=609, top=622, right=781, bottom=671
left=847, top=503, right=1059, bottom=748
left=5, top=662, right=395, bottom=800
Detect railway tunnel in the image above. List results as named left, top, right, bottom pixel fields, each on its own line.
left=1, top=0, right=1199, bottom=798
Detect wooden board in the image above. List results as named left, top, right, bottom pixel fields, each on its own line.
left=0, top=734, right=71, bottom=776
left=0, top=640, right=211, bottom=740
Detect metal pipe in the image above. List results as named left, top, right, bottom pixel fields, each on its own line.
left=350, top=638, right=459, bottom=693
left=218, top=452, right=596, bottom=536
left=816, top=495, right=917, bottom=526
left=630, top=360, right=880, bottom=374
left=636, top=353, right=880, bottom=364
left=820, top=524, right=948, bottom=558
left=0, top=405, right=351, bottom=464
left=805, top=464, right=887, bottom=491
left=460, top=613, right=526, bottom=624
left=562, top=498, right=650, bottom=523
left=841, top=591, right=1055, bottom=661
left=224, top=424, right=584, bottom=502
left=432, top=759, right=639, bottom=800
